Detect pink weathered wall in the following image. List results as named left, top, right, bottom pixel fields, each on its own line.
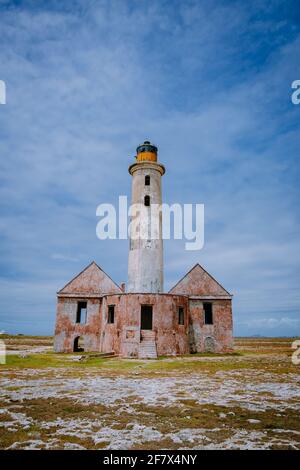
left=100, top=294, right=189, bottom=357
left=100, top=293, right=190, bottom=357
left=54, top=260, right=234, bottom=356
left=54, top=293, right=233, bottom=355
left=189, top=299, right=233, bottom=353
left=54, top=297, right=101, bottom=353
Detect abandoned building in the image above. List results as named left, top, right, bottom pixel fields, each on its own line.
left=54, top=141, right=233, bottom=358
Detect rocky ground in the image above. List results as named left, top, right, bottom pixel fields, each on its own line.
left=0, top=336, right=299, bottom=450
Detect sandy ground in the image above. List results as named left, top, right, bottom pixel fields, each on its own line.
left=0, top=336, right=299, bottom=450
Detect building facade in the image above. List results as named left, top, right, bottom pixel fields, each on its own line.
left=54, top=141, right=233, bottom=358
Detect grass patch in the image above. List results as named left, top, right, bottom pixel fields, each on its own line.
left=1, top=349, right=298, bottom=376
left=2, top=353, right=146, bottom=371
left=0, top=334, right=53, bottom=340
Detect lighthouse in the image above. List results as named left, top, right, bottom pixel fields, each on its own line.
left=55, top=139, right=233, bottom=357
left=127, top=141, right=165, bottom=293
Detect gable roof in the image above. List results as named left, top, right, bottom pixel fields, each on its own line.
left=58, top=261, right=122, bottom=296
left=169, top=263, right=232, bottom=297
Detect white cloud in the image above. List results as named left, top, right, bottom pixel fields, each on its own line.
left=0, top=1, right=299, bottom=335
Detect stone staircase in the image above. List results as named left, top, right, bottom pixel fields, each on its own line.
left=138, top=330, right=158, bottom=359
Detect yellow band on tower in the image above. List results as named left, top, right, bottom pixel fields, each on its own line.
left=136, top=151, right=157, bottom=162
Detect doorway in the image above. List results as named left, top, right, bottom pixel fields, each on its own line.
left=73, top=336, right=84, bottom=352
left=141, top=305, right=153, bottom=330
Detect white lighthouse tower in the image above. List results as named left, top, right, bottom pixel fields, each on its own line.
left=128, top=141, right=165, bottom=293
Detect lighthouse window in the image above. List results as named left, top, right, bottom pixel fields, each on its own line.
left=178, top=307, right=184, bottom=325
left=76, top=301, right=87, bottom=324
left=144, top=195, right=150, bottom=206
left=108, top=305, right=115, bottom=324
left=145, top=175, right=150, bottom=186
left=203, top=303, right=213, bottom=324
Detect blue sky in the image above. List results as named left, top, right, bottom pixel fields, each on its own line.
left=0, top=0, right=299, bottom=336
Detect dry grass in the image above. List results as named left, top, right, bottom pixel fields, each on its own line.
left=0, top=336, right=299, bottom=450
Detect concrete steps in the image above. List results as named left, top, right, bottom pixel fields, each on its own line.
left=138, top=330, right=157, bottom=359
left=141, top=330, right=156, bottom=340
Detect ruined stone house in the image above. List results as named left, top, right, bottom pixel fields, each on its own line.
left=54, top=141, right=233, bottom=358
